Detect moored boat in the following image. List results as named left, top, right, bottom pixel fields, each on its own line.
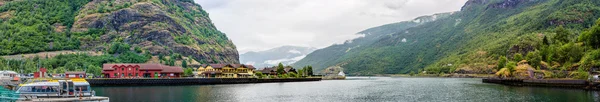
left=14, top=78, right=108, bottom=101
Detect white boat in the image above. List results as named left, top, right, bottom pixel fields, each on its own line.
left=0, top=70, right=20, bottom=81
left=15, top=78, right=95, bottom=99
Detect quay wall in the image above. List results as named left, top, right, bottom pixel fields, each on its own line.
left=483, top=78, right=593, bottom=89
left=87, top=78, right=321, bottom=86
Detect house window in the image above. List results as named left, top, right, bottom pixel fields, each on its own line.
left=129, top=68, right=131, bottom=70
left=122, top=68, right=124, bottom=71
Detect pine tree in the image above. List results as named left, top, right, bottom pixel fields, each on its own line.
left=181, top=60, right=187, bottom=68
left=277, top=63, right=285, bottom=75
left=307, top=66, right=313, bottom=76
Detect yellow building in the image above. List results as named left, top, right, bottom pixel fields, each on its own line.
left=197, top=64, right=255, bottom=78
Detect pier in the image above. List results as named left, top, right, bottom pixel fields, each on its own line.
left=482, top=78, right=600, bottom=90
left=87, top=78, right=322, bottom=86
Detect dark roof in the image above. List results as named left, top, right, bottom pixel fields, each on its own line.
left=231, top=64, right=242, bottom=68
left=210, top=64, right=225, bottom=68
left=284, top=68, right=296, bottom=72
left=65, top=71, right=85, bottom=74
left=260, top=68, right=275, bottom=73
left=244, top=65, right=256, bottom=69
left=201, top=64, right=208, bottom=68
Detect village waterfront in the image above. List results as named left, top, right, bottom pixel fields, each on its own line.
left=94, top=77, right=599, bottom=102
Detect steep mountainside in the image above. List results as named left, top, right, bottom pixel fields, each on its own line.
left=294, top=0, right=600, bottom=75
left=293, top=12, right=454, bottom=74
left=241, top=46, right=316, bottom=68
left=0, top=0, right=238, bottom=63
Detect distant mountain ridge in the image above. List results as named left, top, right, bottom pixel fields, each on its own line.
left=294, top=0, right=600, bottom=75
left=241, top=46, right=316, bottom=68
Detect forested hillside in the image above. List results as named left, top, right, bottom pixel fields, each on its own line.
left=0, top=0, right=237, bottom=75
left=295, top=0, right=600, bottom=75
left=293, top=12, right=454, bottom=74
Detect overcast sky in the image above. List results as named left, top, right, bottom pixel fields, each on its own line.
left=194, top=0, right=468, bottom=53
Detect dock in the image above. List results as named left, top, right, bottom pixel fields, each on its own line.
left=482, top=78, right=600, bottom=90
left=17, top=96, right=109, bottom=102
left=86, top=78, right=322, bottom=86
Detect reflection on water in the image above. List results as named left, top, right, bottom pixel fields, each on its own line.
left=94, top=77, right=600, bottom=102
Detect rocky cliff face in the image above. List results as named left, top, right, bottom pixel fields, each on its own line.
left=71, top=0, right=238, bottom=63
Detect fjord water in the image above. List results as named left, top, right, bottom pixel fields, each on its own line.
left=94, top=77, right=599, bottom=102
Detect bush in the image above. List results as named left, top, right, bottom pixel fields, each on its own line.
left=569, top=70, right=589, bottom=79
left=108, top=42, right=131, bottom=54
left=184, top=68, right=194, bottom=77
left=255, top=72, right=264, bottom=78
left=134, top=46, right=143, bottom=53
left=514, top=53, right=523, bottom=62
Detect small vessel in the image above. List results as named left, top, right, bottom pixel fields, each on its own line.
left=13, top=78, right=109, bottom=101
left=0, top=71, right=20, bottom=81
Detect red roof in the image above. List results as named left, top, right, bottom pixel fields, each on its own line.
left=162, top=66, right=184, bottom=73
left=102, top=63, right=183, bottom=73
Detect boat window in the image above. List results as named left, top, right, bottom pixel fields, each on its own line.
left=18, top=86, right=32, bottom=92
left=75, top=86, right=90, bottom=92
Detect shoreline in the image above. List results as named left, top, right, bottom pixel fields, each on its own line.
left=86, top=78, right=322, bottom=86
left=482, top=78, right=600, bottom=90
left=351, top=74, right=496, bottom=78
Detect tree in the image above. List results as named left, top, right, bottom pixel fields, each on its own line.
left=181, top=60, right=188, bottom=68
left=307, top=66, right=314, bottom=76
left=86, top=65, right=102, bottom=77
left=255, top=72, right=264, bottom=78
left=506, top=62, right=517, bottom=72
left=497, top=56, right=507, bottom=70
left=134, top=46, right=142, bottom=53
left=159, top=54, right=165, bottom=61
left=168, top=59, right=175, bottom=66
left=108, top=42, right=130, bottom=54
left=297, top=69, right=304, bottom=77
left=276, top=63, right=284, bottom=75
left=554, top=26, right=572, bottom=44
left=184, top=68, right=194, bottom=77
left=513, top=53, right=523, bottom=62
left=579, top=18, right=600, bottom=49
left=525, top=51, right=542, bottom=68
left=542, top=36, right=550, bottom=45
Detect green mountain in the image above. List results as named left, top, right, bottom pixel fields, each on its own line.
left=0, top=0, right=238, bottom=64
left=294, top=0, right=600, bottom=75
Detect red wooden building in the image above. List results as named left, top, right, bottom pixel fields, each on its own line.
left=102, top=63, right=184, bottom=78
left=65, top=71, right=86, bottom=78
left=34, top=68, right=48, bottom=78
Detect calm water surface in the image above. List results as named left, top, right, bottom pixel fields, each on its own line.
left=94, top=77, right=600, bottom=102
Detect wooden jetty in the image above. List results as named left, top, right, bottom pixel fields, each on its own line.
left=86, top=78, right=322, bottom=86
left=482, top=78, right=600, bottom=90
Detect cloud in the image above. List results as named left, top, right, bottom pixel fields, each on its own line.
left=194, top=0, right=468, bottom=53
